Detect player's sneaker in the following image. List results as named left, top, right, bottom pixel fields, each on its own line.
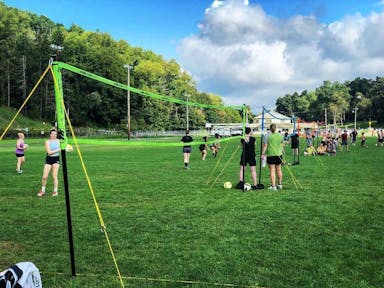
left=277, top=184, right=283, bottom=189
left=235, top=181, right=244, bottom=189
left=268, top=186, right=277, bottom=191
left=37, top=191, right=45, bottom=197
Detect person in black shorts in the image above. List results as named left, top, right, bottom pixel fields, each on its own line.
left=340, top=130, right=349, bottom=151
left=235, top=127, right=258, bottom=190
left=181, top=130, right=193, bottom=169
left=290, top=129, right=299, bottom=164
left=37, top=128, right=61, bottom=197
left=199, top=136, right=208, bottom=160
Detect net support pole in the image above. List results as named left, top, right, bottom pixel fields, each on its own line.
left=52, top=61, right=76, bottom=277
left=258, top=107, right=265, bottom=185
left=242, top=104, right=246, bottom=192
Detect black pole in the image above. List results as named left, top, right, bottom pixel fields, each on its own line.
left=258, top=134, right=263, bottom=185
left=61, top=149, right=76, bottom=276
left=242, top=139, right=245, bottom=192
left=297, top=137, right=300, bottom=164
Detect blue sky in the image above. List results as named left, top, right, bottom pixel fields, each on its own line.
left=3, top=0, right=384, bottom=110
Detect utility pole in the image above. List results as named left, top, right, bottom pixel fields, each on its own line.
left=123, top=64, right=133, bottom=140
left=354, top=106, right=358, bottom=130
left=324, top=108, right=327, bottom=131
left=186, top=95, right=189, bottom=131
left=22, top=55, right=27, bottom=114
left=7, top=61, right=10, bottom=107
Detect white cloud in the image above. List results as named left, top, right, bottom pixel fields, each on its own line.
left=177, top=0, right=384, bottom=112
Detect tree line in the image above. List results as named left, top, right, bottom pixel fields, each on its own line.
left=275, top=78, right=384, bottom=126
left=0, top=3, right=243, bottom=131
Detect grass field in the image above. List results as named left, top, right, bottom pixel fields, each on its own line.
left=0, top=136, right=383, bottom=288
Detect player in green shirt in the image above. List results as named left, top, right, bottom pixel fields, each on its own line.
left=262, top=124, right=284, bottom=190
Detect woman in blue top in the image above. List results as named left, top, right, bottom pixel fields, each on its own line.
left=37, top=129, right=61, bottom=197
left=15, top=132, right=27, bottom=173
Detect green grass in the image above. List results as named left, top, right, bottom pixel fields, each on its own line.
left=0, top=136, right=383, bottom=288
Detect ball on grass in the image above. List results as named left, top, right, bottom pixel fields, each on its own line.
left=65, top=144, right=74, bottom=152
left=244, top=183, right=252, bottom=191
left=223, top=181, right=232, bottom=189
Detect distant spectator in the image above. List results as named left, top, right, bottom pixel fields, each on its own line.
left=181, top=130, right=193, bottom=169
left=317, top=143, right=326, bottom=155
left=350, top=129, right=358, bottom=146
left=340, top=130, right=349, bottom=152
left=377, top=129, right=383, bottom=147
left=361, top=132, right=367, bottom=148
left=304, top=144, right=316, bottom=156
left=210, top=133, right=221, bottom=158
left=199, top=136, right=208, bottom=160
left=290, top=129, right=300, bottom=165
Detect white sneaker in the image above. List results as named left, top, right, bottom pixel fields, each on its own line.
left=277, top=184, right=283, bottom=189
left=268, top=186, right=277, bottom=190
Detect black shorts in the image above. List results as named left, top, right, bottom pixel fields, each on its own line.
left=16, top=153, right=24, bottom=158
left=45, top=156, right=60, bottom=165
left=379, top=139, right=383, bottom=143
left=240, top=156, right=256, bottom=166
left=267, top=155, right=282, bottom=165
left=341, top=140, right=348, bottom=145
left=199, top=144, right=206, bottom=151
left=183, top=147, right=192, bottom=153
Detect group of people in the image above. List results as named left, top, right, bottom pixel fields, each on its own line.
left=181, top=125, right=285, bottom=191
left=181, top=131, right=221, bottom=168
left=14, top=129, right=61, bottom=197
left=235, top=125, right=284, bottom=191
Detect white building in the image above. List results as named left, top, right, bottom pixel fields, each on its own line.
left=252, top=111, right=292, bottom=132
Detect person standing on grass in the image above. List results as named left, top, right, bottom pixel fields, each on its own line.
left=340, top=130, right=349, bottom=152
left=235, top=127, right=258, bottom=190
left=15, top=132, right=27, bottom=174
left=262, top=124, right=284, bottom=191
left=350, top=129, right=358, bottom=146
left=377, top=129, right=383, bottom=147
left=37, top=128, right=61, bottom=197
left=360, top=132, right=367, bottom=148
left=199, top=136, right=208, bottom=160
left=181, top=130, right=193, bottom=169
left=290, top=129, right=300, bottom=164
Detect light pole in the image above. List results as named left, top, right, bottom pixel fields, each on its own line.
left=353, top=106, right=358, bottom=130
left=124, top=64, right=133, bottom=140
left=50, top=44, right=64, bottom=61
left=186, top=95, right=189, bottom=131
left=354, top=94, right=362, bottom=130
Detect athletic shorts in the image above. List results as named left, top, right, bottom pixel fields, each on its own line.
left=267, top=155, right=282, bottom=165
left=15, top=153, right=24, bottom=158
left=379, top=139, right=383, bottom=143
left=240, top=156, right=256, bottom=166
left=341, top=140, right=348, bottom=145
left=45, top=156, right=60, bottom=165
left=183, top=147, right=192, bottom=153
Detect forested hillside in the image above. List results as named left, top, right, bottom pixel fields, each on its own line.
left=0, top=3, right=243, bottom=131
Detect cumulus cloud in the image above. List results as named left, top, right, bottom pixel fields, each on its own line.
left=177, top=0, right=384, bottom=111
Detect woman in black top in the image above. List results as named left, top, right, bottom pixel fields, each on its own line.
left=181, top=130, right=193, bottom=169
left=199, top=136, right=208, bottom=160
left=235, top=127, right=258, bottom=189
